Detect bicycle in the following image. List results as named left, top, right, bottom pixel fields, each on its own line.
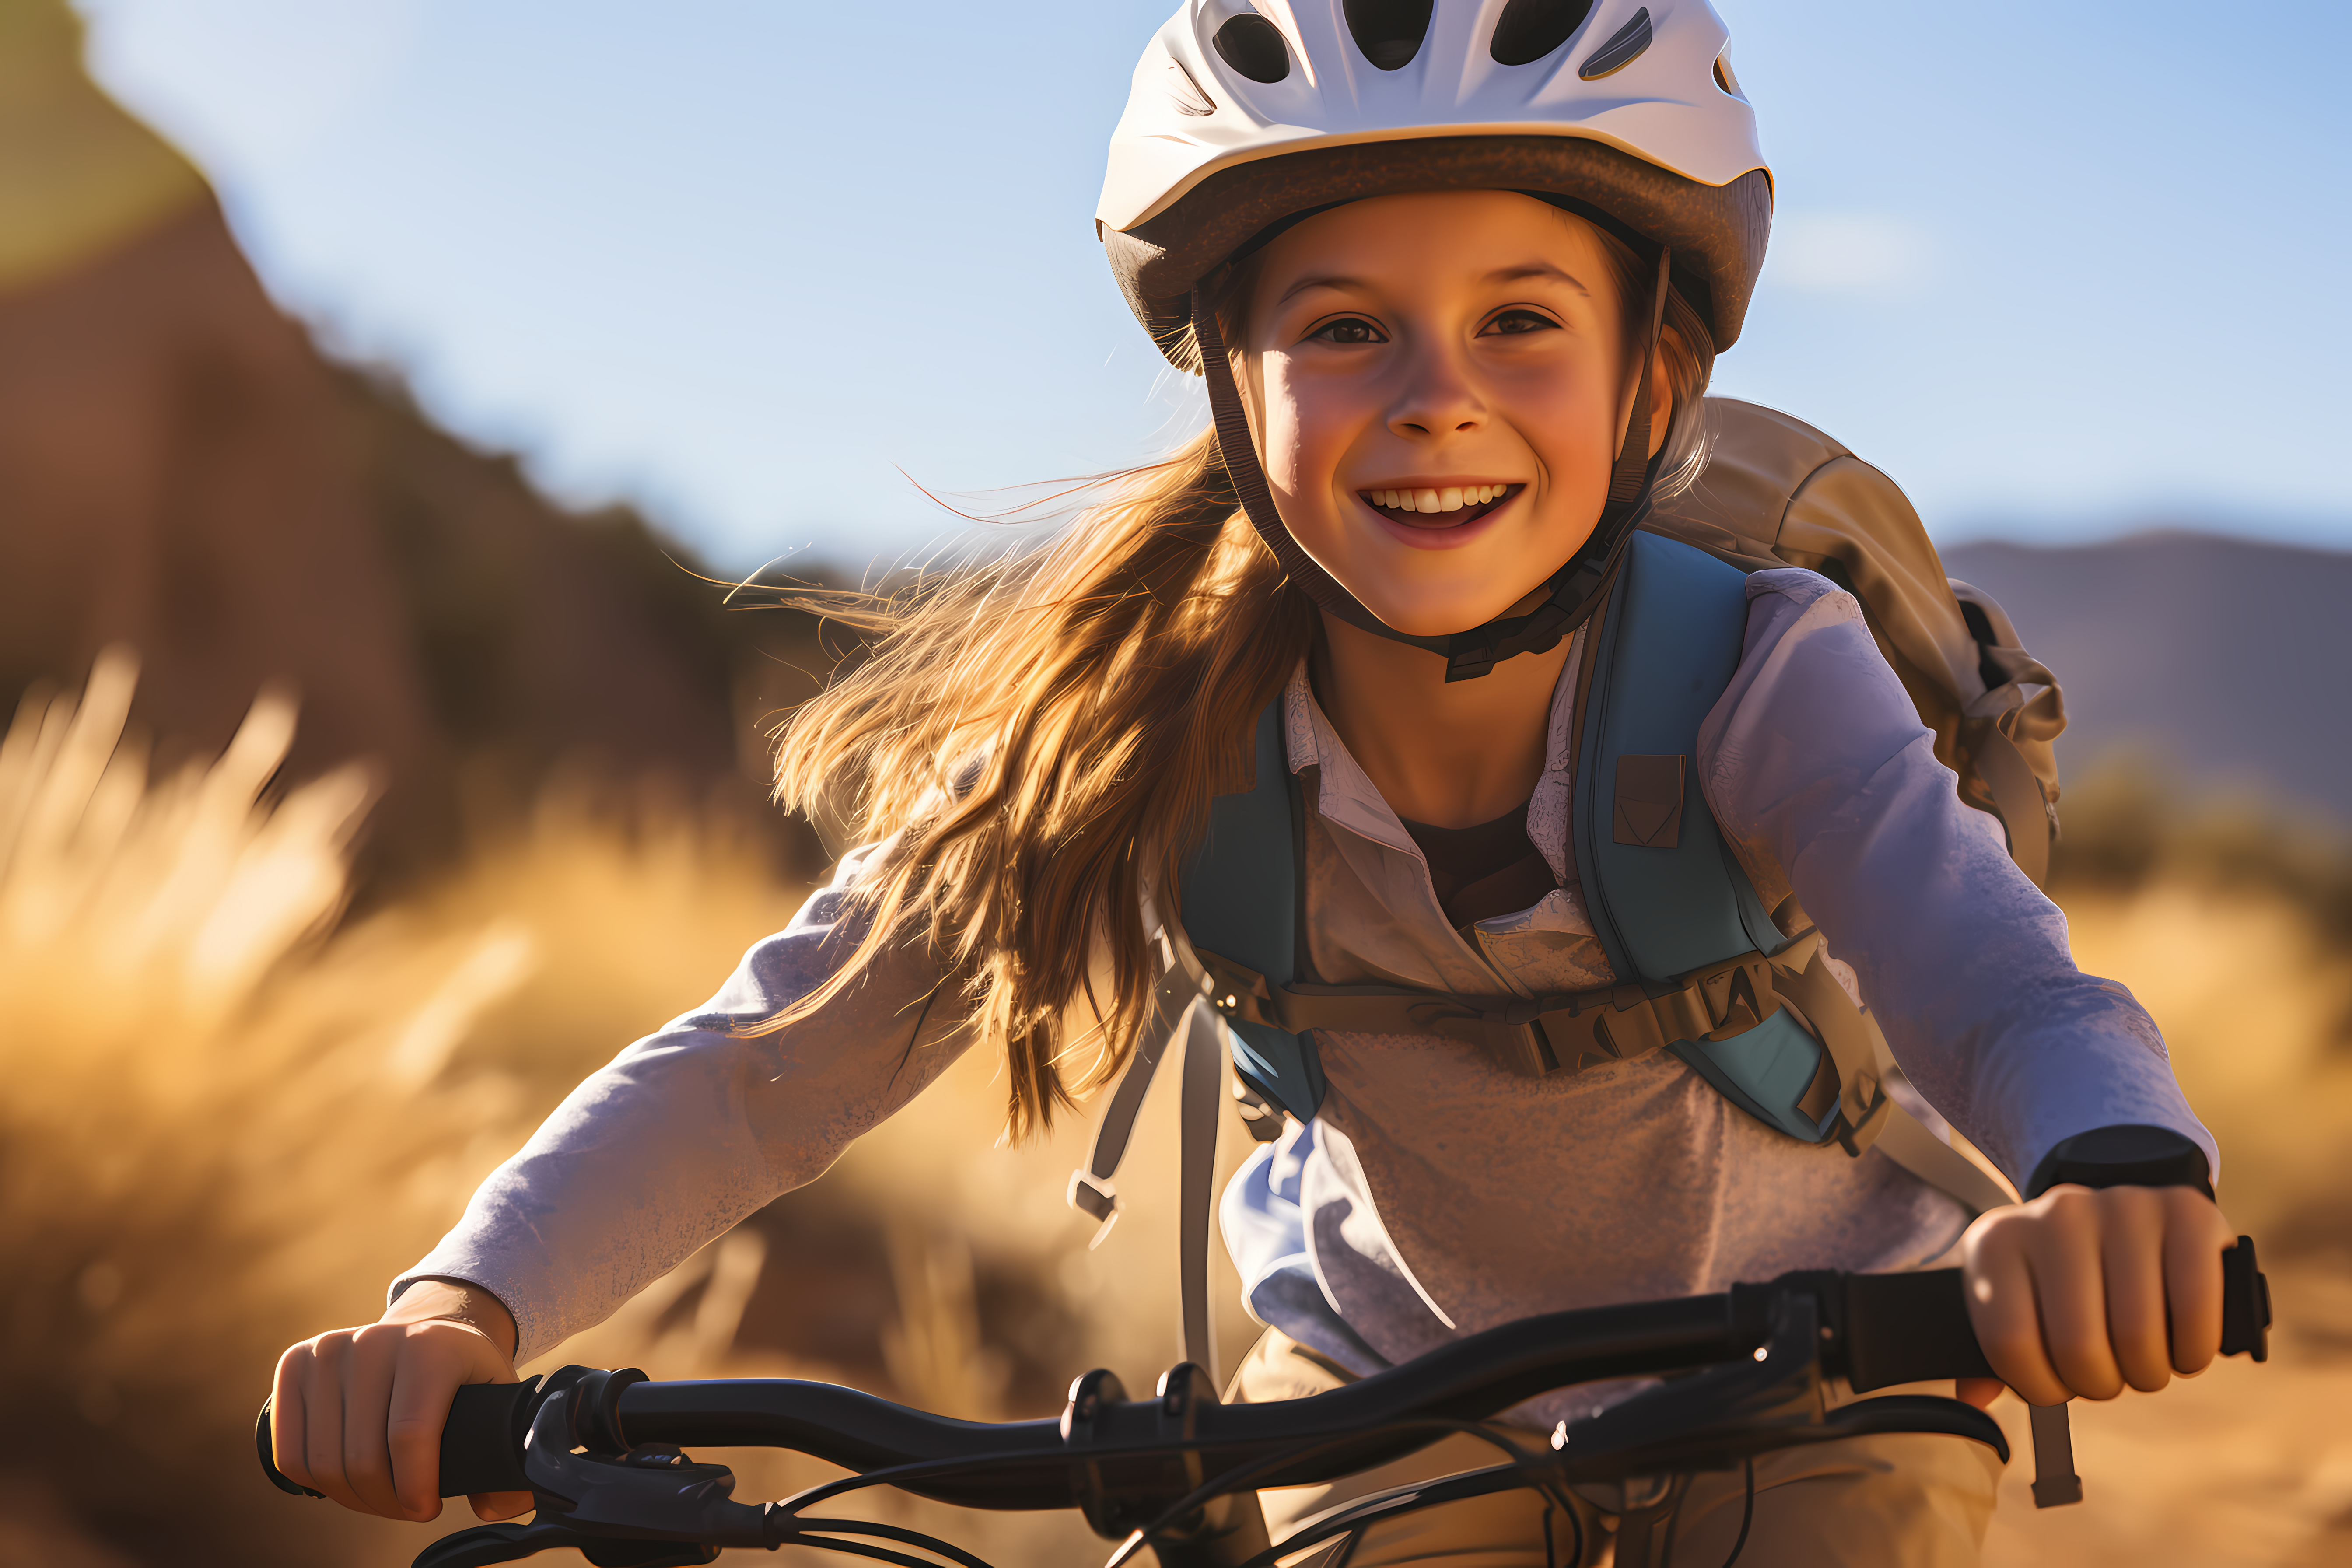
left=260, top=1240, right=2272, bottom=1568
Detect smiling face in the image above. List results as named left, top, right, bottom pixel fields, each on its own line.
left=1236, top=190, right=1659, bottom=638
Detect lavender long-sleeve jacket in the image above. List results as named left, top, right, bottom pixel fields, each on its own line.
left=400, top=569, right=2213, bottom=1371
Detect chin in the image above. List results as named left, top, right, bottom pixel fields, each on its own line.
left=1362, top=592, right=1535, bottom=639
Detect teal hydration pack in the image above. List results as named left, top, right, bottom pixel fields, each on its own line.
left=1179, top=530, right=1864, bottom=1148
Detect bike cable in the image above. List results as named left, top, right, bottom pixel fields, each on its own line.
left=784, top=1517, right=1000, bottom=1568
left=1102, top=1413, right=1574, bottom=1568
left=1721, top=1456, right=1757, bottom=1568
left=1229, top=1453, right=1585, bottom=1568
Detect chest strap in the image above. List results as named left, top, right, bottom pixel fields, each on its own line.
left=1193, top=928, right=1886, bottom=1148
left=1067, top=922, right=2017, bottom=1376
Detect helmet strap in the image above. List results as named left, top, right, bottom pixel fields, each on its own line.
left=1188, top=242, right=1673, bottom=683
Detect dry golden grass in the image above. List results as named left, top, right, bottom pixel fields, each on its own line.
left=4, top=658, right=2346, bottom=1564
left=0, top=654, right=1246, bottom=1567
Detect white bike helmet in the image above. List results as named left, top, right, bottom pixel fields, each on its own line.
left=1097, top=0, right=1775, bottom=678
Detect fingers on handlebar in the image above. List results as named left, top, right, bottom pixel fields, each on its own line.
left=271, top=1331, right=389, bottom=1517
left=1964, top=1184, right=2240, bottom=1406
left=2024, top=1192, right=2126, bottom=1402
left=383, top=1333, right=458, bottom=1521
left=469, top=1488, right=538, bottom=1522
left=269, top=1343, right=316, bottom=1498
left=272, top=1319, right=522, bottom=1523
left=2097, top=1186, right=2176, bottom=1394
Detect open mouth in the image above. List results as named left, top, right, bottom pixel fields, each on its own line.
left=1359, top=484, right=1520, bottom=529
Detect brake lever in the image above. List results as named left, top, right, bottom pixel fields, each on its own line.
left=417, top=1387, right=773, bottom=1568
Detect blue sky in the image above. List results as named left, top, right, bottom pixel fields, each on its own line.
left=73, top=0, right=2352, bottom=574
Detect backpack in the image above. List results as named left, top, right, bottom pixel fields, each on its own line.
left=1068, top=399, right=2064, bottom=1369
left=1647, top=399, right=2064, bottom=884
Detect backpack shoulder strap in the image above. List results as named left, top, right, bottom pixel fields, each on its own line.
left=1575, top=530, right=1784, bottom=982
left=1180, top=697, right=1325, bottom=1122
left=1586, top=531, right=2017, bottom=1210
left=1065, top=695, right=1318, bottom=1247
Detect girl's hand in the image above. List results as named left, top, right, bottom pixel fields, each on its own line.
left=1960, top=1183, right=2236, bottom=1407
left=270, top=1279, right=532, bottom=1522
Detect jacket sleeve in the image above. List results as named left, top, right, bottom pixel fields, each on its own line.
left=1696, top=568, right=2218, bottom=1194
left=392, top=838, right=972, bottom=1364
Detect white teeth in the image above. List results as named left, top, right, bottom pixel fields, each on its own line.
left=1366, top=486, right=1512, bottom=512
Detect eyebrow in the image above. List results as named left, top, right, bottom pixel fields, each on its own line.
left=1483, top=262, right=1589, bottom=294
left=1276, top=273, right=1365, bottom=307
left=1274, top=261, right=1590, bottom=308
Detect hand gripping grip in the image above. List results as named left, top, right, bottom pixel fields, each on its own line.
left=256, top=1381, right=541, bottom=1500
left=1839, top=1236, right=2269, bottom=1393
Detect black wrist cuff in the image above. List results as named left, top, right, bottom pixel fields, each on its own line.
left=2024, top=1124, right=2214, bottom=1201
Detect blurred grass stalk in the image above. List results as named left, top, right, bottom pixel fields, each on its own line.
left=0, top=650, right=812, bottom=1561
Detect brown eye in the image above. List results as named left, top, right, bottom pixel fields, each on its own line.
left=1308, top=316, right=1386, bottom=345
left=1483, top=308, right=1558, bottom=336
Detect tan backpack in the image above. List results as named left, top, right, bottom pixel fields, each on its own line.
left=1648, top=398, right=2066, bottom=885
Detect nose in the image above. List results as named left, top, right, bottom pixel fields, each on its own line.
left=1386, top=337, right=1485, bottom=441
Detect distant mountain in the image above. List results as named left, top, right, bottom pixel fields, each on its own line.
left=1941, top=533, right=2352, bottom=825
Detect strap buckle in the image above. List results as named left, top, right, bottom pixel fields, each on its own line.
left=1066, top=1171, right=1121, bottom=1248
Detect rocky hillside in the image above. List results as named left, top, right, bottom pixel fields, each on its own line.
left=0, top=0, right=826, bottom=888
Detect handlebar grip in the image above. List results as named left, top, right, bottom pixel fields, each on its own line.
left=1841, top=1270, right=1994, bottom=1392
left=438, top=1381, right=538, bottom=1496
left=253, top=1382, right=541, bottom=1501
left=1844, top=1236, right=2272, bottom=1392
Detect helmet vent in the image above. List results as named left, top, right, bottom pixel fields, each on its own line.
left=1343, top=0, right=1433, bottom=72
left=1166, top=57, right=1217, bottom=115
left=1490, top=0, right=1596, bottom=67
left=1577, top=7, right=1652, bottom=80
left=1213, top=14, right=1292, bottom=83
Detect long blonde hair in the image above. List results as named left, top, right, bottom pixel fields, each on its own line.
left=766, top=209, right=1713, bottom=1138
left=766, top=433, right=1313, bottom=1138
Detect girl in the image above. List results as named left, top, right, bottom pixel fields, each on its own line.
left=274, top=4, right=2232, bottom=1562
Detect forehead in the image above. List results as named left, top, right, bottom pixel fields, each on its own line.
left=1251, top=189, right=1601, bottom=292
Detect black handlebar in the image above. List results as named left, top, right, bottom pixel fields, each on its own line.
left=260, top=1239, right=2271, bottom=1508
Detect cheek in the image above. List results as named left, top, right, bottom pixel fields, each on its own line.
left=1516, top=368, right=1618, bottom=468
left=1255, top=357, right=1350, bottom=493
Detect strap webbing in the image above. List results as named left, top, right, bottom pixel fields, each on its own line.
left=1191, top=931, right=2020, bottom=1214
left=1066, top=927, right=1203, bottom=1244
left=1195, top=933, right=1823, bottom=1080
left=1606, top=243, right=1673, bottom=508
left=1973, top=723, right=2054, bottom=888
left=1178, top=996, right=1224, bottom=1379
